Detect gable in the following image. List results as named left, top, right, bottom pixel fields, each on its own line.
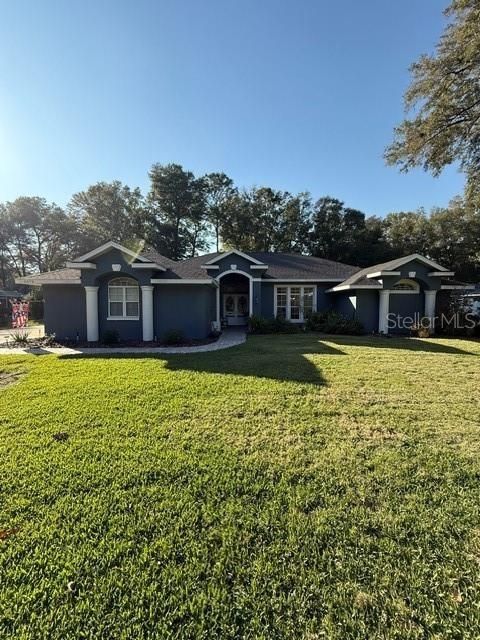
left=203, top=250, right=267, bottom=266
left=67, top=241, right=166, bottom=272
left=72, top=241, right=151, bottom=264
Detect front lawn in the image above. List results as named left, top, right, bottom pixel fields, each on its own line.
left=1, top=335, right=480, bottom=639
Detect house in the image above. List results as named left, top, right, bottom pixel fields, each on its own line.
left=16, top=241, right=462, bottom=341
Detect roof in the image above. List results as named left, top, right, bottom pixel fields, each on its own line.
left=15, top=250, right=360, bottom=285
left=139, top=248, right=177, bottom=268
left=16, top=268, right=82, bottom=286
left=157, top=252, right=360, bottom=281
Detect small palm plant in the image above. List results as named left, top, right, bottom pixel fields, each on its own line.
left=8, top=330, right=30, bottom=346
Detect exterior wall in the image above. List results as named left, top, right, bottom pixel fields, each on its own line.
left=333, top=293, right=356, bottom=319
left=43, top=285, right=86, bottom=340
left=260, top=282, right=275, bottom=318
left=154, top=284, right=215, bottom=340
left=252, top=280, right=262, bottom=316
left=355, top=290, right=379, bottom=333
left=332, top=290, right=379, bottom=333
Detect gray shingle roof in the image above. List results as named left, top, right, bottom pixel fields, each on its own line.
left=16, top=268, right=82, bottom=286
left=157, top=252, right=360, bottom=280
left=249, top=253, right=359, bottom=280
left=16, top=251, right=361, bottom=285
left=139, top=248, right=177, bottom=268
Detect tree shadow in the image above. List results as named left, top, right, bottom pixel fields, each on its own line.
left=58, top=336, right=347, bottom=385
left=320, top=334, right=477, bottom=355
left=162, top=337, right=346, bottom=384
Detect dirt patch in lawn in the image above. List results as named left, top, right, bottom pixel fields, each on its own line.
left=0, top=370, right=24, bottom=388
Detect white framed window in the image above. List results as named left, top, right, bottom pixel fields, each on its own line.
left=108, top=277, right=139, bottom=319
left=391, top=279, right=419, bottom=293
left=274, top=285, right=317, bottom=322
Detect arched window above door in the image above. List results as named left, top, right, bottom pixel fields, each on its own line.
left=392, top=279, right=419, bottom=293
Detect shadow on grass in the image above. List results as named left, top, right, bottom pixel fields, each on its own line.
left=320, top=334, right=477, bottom=355
left=57, top=336, right=348, bottom=385
left=162, top=338, right=348, bottom=384
left=56, top=333, right=476, bottom=385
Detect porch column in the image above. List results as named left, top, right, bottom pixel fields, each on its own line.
left=378, top=289, right=390, bottom=334
left=215, top=284, right=221, bottom=329
left=85, top=286, right=99, bottom=342
left=141, top=286, right=154, bottom=342
left=424, top=290, right=437, bottom=334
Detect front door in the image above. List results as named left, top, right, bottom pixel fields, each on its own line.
left=223, top=294, right=249, bottom=326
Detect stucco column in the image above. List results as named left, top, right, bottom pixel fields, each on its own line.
left=85, top=286, right=99, bottom=342
left=215, top=284, right=221, bottom=329
left=378, top=289, right=390, bottom=334
left=424, top=290, right=437, bottom=334
left=141, top=286, right=154, bottom=342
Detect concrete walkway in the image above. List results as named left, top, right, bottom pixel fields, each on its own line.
left=0, top=328, right=247, bottom=356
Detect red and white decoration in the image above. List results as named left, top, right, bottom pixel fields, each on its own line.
left=11, top=301, right=29, bottom=329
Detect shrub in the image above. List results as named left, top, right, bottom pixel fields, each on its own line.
left=102, top=329, right=119, bottom=345
left=306, top=310, right=364, bottom=335
left=163, top=329, right=185, bottom=345
left=8, top=330, right=30, bottom=345
left=38, top=333, right=57, bottom=347
left=248, top=314, right=299, bottom=334
left=410, top=319, right=432, bottom=338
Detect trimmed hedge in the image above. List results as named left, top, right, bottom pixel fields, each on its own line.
left=306, top=310, right=364, bottom=335
left=248, top=315, right=300, bottom=334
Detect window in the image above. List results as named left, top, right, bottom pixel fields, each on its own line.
left=108, top=277, right=139, bottom=319
left=392, top=279, right=419, bottom=293
left=274, top=285, right=316, bottom=322
left=276, top=287, right=288, bottom=319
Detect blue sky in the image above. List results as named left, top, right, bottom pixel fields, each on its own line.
left=0, top=0, right=463, bottom=217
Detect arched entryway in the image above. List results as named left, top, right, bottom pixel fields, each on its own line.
left=380, top=277, right=438, bottom=335
left=217, top=271, right=252, bottom=327
left=388, top=279, right=424, bottom=334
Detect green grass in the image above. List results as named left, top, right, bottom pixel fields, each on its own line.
left=1, top=334, right=480, bottom=639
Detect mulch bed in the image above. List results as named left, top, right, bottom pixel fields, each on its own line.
left=0, top=336, right=219, bottom=349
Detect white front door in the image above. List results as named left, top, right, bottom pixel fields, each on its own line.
left=223, top=293, right=249, bottom=326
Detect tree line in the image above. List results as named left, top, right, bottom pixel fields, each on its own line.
left=1, top=162, right=479, bottom=289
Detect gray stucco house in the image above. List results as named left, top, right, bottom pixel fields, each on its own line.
left=16, top=241, right=462, bottom=341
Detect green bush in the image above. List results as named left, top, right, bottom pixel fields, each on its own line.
left=163, top=329, right=185, bottom=345
left=248, top=315, right=299, bottom=334
left=102, top=329, right=119, bottom=345
left=306, top=310, right=364, bottom=335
